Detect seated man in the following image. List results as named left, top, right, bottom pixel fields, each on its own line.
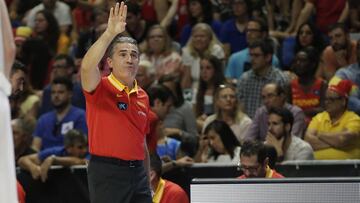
left=238, top=140, right=284, bottom=178
left=18, top=129, right=88, bottom=182
left=265, top=107, right=314, bottom=162
left=150, top=153, right=189, bottom=203
left=305, top=80, right=360, bottom=159
left=245, top=83, right=306, bottom=141
left=32, top=77, right=87, bottom=151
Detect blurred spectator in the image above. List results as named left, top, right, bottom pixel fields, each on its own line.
left=140, top=25, right=182, bottom=81
left=8, top=0, right=41, bottom=22
left=349, top=0, right=360, bottom=32
left=281, top=22, right=325, bottom=69
left=12, top=117, right=36, bottom=164
left=136, top=59, right=156, bottom=91
left=305, top=80, right=360, bottom=160
left=159, top=74, right=198, bottom=157
left=219, top=0, right=249, bottom=56
left=245, top=83, right=306, bottom=141
left=125, top=1, right=153, bottom=49
left=140, top=0, right=169, bottom=24
left=194, top=56, right=225, bottom=129
left=292, top=0, right=348, bottom=34
left=18, top=129, right=88, bottom=182
left=210, top=0, right=233, bottom=22
left=32, top=77, right=87, bottom=151
left=182, top=23, right=224, bottom=89
left=318, top=23, right=358, bottom=81
left=226, top=19, right=280, bottom=80
left=150, top=153, right=189, bottom=203
left=179, top=0, right=222, bottom=46
left=290, top=46, right=326, bottom=124
left=38, top=54, right=85, bottom=116
left=238, top=140, right=284, bottom=178
left=330, top=39, right=360, bottom=115
left=147, top=84, right=174, bottom=153
left=8, top=60, right=39, bottom=119
left=265, top=107, right=314, bottom=162
left=195, top=120, right=241, bottom=164
left=25, top=0, right=72, bottom=35
left=14, top=26, right=32, bottom=61
left=202, top=84, right=252, bottom=143
left=237, top=38, right=288, bottom=118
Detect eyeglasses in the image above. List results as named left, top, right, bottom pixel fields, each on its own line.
left=325, top=96, right=342, bottom=102
left=238, top=164, right=261, bottom=173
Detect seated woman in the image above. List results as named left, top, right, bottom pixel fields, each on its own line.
left=195, top=120, right=241, bottom=164
left=202, top=84, right=252, bottom=143
left=194, top=55, right=225, bottom=130
left=182, top=23, right=225, bottom=89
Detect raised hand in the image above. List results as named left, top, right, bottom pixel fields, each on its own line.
left=106, top=2, right=127, bottom=37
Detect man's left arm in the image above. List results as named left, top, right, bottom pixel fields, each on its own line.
left=338, top=0, right=349, bottom=23
left=291, top=108, right=307, bottom=138
left=318, top=130, right=360, bottom=148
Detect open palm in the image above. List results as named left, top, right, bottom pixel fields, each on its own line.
left=107, top=2, right=127, bottom=36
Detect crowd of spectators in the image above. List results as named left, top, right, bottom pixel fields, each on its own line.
left=5, top=0, right=360, bottom=201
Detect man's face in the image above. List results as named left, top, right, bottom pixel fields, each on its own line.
left=51, top=84, right=72, bottom=109
left=261, top=84, right=284, bottom=110
left=10, top=70, right=26, bottom=96
left=240, top=154, right=266, bottom=178
left=189, top=1, right=202, bottom=18
left=246, top=21, right=263, bottom=44
left=249, top=47, right=269, bottom=73
left=154, top=98, right=172, bottom=120
left=147, top=28, right=166, bottom=54
left=232, top=1, right=247, bottom=17
left=66, top=142, right=87, bottom=158
left=292, top=51, right=310, bottom=76
left=329, top=28, right=348, bottom=51
left=268, top=114, right=288, bottom=139
left=107, top=42, right=139, bottom=82
left=325, top=90, right=345, bottom=115
left=52, top=58, right=72, bottom=79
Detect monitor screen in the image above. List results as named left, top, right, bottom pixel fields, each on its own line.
left=191, top=177, right=360, bottom=203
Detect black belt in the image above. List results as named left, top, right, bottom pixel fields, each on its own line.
left=90, top=155, right=143, bottom=168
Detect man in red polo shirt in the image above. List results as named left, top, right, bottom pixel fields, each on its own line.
left=238, top=140, right=284, bottom=179
left=81, top=2, right=152, bottom=202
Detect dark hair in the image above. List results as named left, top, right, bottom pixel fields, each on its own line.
left=268, top=107, right=294, bottom=128
left=150, top=153, right=162, bottom=177
left=54, top=54, right=75, bottom=71
left=188, top=0, right=214, bottom=26
left=126, top=1, right=141, bottom=15
left=147, top=85, right=173, bottom=107
left=52, top=76, right=73, bottom=91
left=248, top=18, right=269, bottom=34
left=295, top=46, right=321, bottom=76
left=107, top=35, right=138, bottom=57
left=11, top=60, right=27, bottom=76
left=63, top=129, right=87, bottom=147
left=204, top=120, right=240, bottom=160
left=158, top=74, right=184, bottom=107
left=328, top=22, right=349, bottom=34
left=248, top=38, right=274, bottom=56
left=195, top=55, right=225, bottom=116
left=35, top=10, right=60, bottom=53
left=294, top=22, right=325, bottom=54
left=240, top=140, right=268, bottom=164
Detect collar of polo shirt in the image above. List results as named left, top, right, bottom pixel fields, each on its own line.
left=108, top=73, right=139, bottom=95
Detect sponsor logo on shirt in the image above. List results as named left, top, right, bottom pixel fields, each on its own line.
left=118, top=102, right=128, bottom=110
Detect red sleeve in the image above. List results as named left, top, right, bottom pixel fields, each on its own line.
left=17, top=181, right=26, bottom=203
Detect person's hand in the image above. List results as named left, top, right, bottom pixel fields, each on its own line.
left=265, top=132, right=284, bottom=157
left=29, top=165, right=41, bottom=180
left=163, top=128, right=182, bottom=138
left=198, top=134, right=209, bottom=151
left=40, top=156, right=54, bottom=182
left=106, top=2, right=127, bottom=37
left=161, top=155, right=172, bottom=163
left=175, top=156, right=194, bottom=167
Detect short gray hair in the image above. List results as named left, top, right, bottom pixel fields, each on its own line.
left=107, top=35, right=138, bottom=57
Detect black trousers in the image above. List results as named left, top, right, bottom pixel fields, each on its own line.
left=87, top=155, right=152, bottom=203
